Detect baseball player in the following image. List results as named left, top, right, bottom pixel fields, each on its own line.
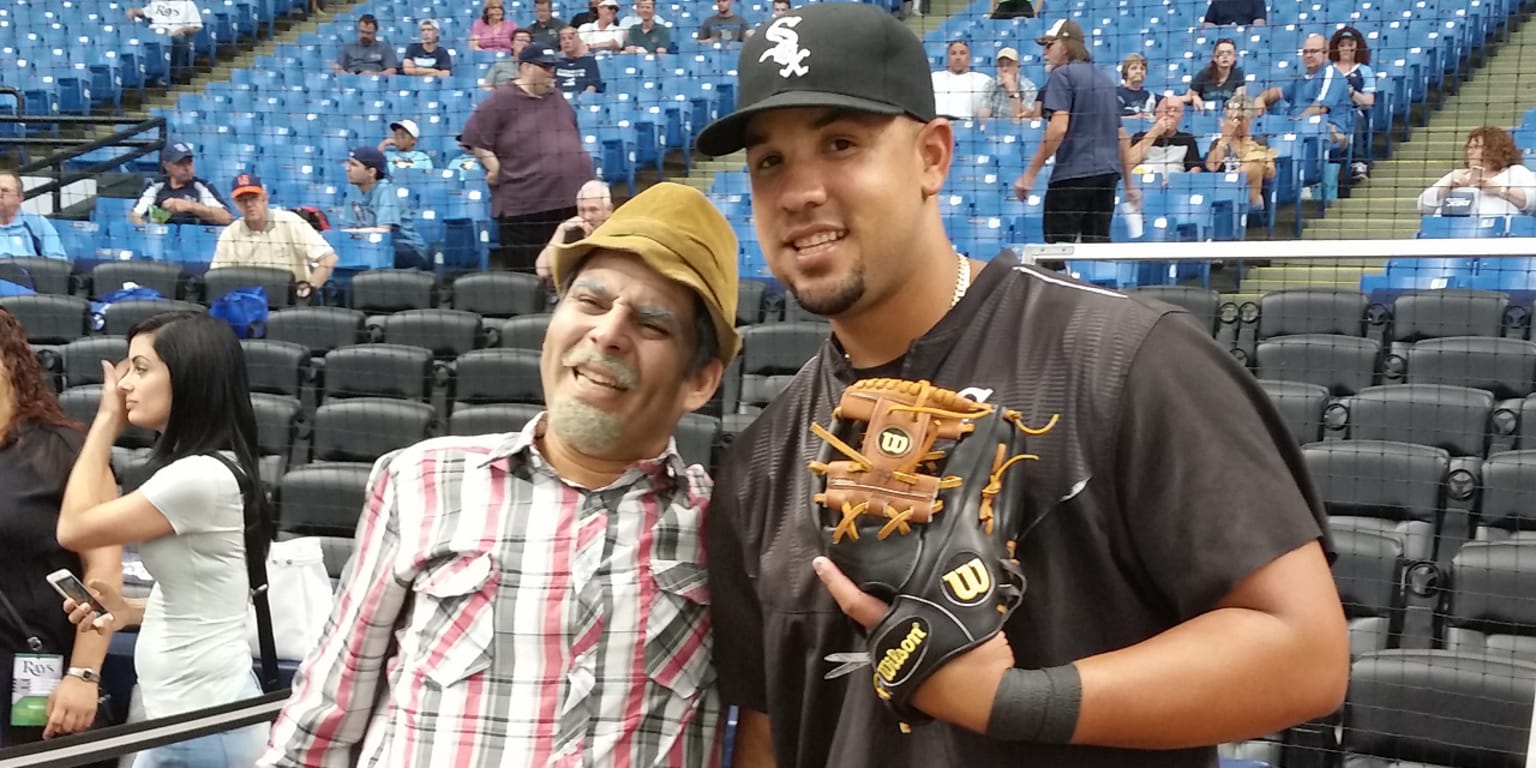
left=693, top=5, right=1349, bottom=768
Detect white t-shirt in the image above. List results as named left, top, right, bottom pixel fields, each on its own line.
left=141, top=0, right=203, bottom=36
left=931, top=70, right=994, bottom=119
left=135, top=454, right=252, bottom=719
left=578, top=21, right=627, bottom=49
left=1417, top=164, right=1536, bottom=217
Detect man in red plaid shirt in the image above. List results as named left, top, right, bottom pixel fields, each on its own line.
left=258, top=182, right=742, bottom=767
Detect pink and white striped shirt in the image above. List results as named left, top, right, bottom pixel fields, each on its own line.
left=258, top=416, right=724, bottom=767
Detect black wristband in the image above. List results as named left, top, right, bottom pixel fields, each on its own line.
left=985, top=664, right=1082, bottom=743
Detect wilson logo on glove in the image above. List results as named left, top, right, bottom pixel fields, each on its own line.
left=808, top=378, right=1059, bottom=733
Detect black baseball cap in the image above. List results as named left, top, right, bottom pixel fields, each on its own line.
left=693, top=3, right=935, bottom=157
left=519, top=44, right=562, bottom=67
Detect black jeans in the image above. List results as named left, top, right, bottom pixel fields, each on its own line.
left=493, top=206, right=577, bottom=273
left=1043, top=172, right=1119, bottom=244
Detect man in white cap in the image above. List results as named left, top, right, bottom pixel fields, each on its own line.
left=378, top=119, right=435, bottom=169
left=977, top=47, right=1039, bottom=123
left=403, top=18, right=454, bottom=76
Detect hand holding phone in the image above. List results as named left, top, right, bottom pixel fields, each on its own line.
left=47, top=569, right=114, bottom=625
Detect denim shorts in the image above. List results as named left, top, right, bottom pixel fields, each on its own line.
left=131, top=674, right=270, bottom=768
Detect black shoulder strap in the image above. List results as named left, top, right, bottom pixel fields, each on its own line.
left=203, top=451, right=280, bottom=693
left=18, top=216, right=44, bottom=259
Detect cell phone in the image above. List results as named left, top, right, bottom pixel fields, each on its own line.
left=46, top=569, right=112, bottom=619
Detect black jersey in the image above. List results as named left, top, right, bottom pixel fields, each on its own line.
left=705, top=252, right=1331, bottom=768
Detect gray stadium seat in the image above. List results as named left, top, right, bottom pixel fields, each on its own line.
left=91, top=262, right=186, bottom=301
left=675, top=413, right=721, bottom=471
left=62, top=336, right=128, bottom=389
left=251, top=393, right=302, bottom=487
left=1258, top=288, right=1370, bottom=339
left=321, top=344, right=434, bottom=401
left=1341, top=650, right=1536, bottom=767
left=1256, top=379, right=1328, bottom=445
left=738, top=280, right=768, bottom=325
left=735, top=322, right=828, bottom=415
left=1477, top=450, right=1536, bottom=543
left=1302, top=440, right=1449, bottom=563
left=0, top=294, right=89, bottom=344
left=57, top=385, right=158, bottom=450
left=265, top=306, right=367, bottom=357
left=451, top=272, right=545, bottom=318
left=1391, top=289, right=1509, bottom=344
left=497, top=313, right=551, bottom=351
left=1128, top=285, right=1221, bottom=336
left=1404, top=337, right=1536, bottom=399
left=783, top=297, right=828, bottom=324
left=448, top=402, right=543, bottom=436
left=350, top=269, right=437, bottom=313
left=310, top=397, right=435, bottom=463
left=1441, top=539, right=1536, bottom=661
left=0, top=257, right=75, bottom=295
left=380, top=308, right=486, bottom=359
left=101, top=299, right=204, bottom=337
left=1345, top=384, right=1493, bottom=457
left=277, top=462, right=375, bottom=538
left=1331, top=528, right=1408, bottom=656
left=242, top=339, right=312, bottom=398
left=201, top=265, right=297, bottom=308
left=452, top=348, right=542, bottom=406
left=1254, top=334, right=1380, bottom=395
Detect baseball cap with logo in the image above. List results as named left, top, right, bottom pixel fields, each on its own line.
left=390, top=119, right=421, bottom=138
left=419, top=17, right=439, bottom=28
left=693, top=3, right=935, bottom=157
left=161, top=141, right=195, bottom=164
left=996, top=46, right=1020, bottom=62
left=549, top=182, right=742, bottom=363
left=598, top=0, right=619, bottom=7
left=1036, top=18, right=1085, bottom=45
left=519, top=43, right=562, bottom=67
left=231, top=173, right=265, bottom=198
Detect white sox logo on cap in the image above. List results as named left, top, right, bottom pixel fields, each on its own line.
left=758, top=16, right=810, bottom=78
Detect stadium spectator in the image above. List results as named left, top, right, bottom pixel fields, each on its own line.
left=620, top=0, right=669, bottom=28
left=1252, top=33, right=1353, bottom=149
left=571, top=0, right=601, bottom=27
left=771, top=0, right=792, bottom=16
left=334, top=14, right=398, bottom=75
left=989, top=0, right=1041, bottom=18
left=1128, top=98, right=1204, bottom=176
left=378, top=119, right=435, bottom=170
left=931, top=40, right=993, bottom=120
left=463, top=44, right=595, bottom=273
left=527, top=0, right=568, bottom=47
left=1330, top=26, right=1376, bottom=181
left=1014, top=19, right=1139, bottom=243
left=129, top=142, right=233, bottom=226
left=977, top=48, right=1038, bottom=123
left=1417, top=126, right=1536, bottom=216
left=696, top=0, right=751, bottom=43
left=0, top=172, right=66, bottom=260
left=469, top=0, right=516, bottom=51
left=556, top=26, right=605, bottom=95
left=257, top=181, right=739, bottom=768
left=211, top=173, right=338, bottom=298
left=623, top=0, right=672, bottom=53
left=1183, top=38, right=1246, bottom=112
left=1118, top=53, right=1158, bottom=119
left=1203, top=0, right=1266, bottom=26
left=535, top=179, right=615, bottom=280
left=0, top=306, right=119, bottom=749
left=482, top=29, right=536, bottom=89
left=1205, top=95, right=1276, bottom=211
left=446, top=134, right=484, bottom=172
left=342, top=147, right=429, bottom=270
left=124, top=0, right=202, bottom=85
left=402, top=18, right=453, bottom=77
left=56, top=311, right=272, bottom=768
left=579, top=0, right=627, bottom=52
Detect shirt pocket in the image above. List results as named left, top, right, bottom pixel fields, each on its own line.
left=643, top=558, right=715, bottom=701
left=411, top=552, right=498, bottom=688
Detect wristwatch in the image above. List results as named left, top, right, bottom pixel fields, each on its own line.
left=66, top=667, right=100, bottom=684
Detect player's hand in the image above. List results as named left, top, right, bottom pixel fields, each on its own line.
left=1013, top=169, right=1038, bottom=202
left=813, top=556, right=1015, bottom=734
left=63, top=579, right=126, bottom=635
left=44, top=676, right=98, bottom=739
left=94, top=361, right=130, bottom=434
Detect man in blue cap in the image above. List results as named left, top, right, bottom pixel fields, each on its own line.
left=342, top=146, right=429, bottom=270
left=129, top=141, right=233, bottom=227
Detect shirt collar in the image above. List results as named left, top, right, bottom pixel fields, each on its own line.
left=478, top=410, right=689, bottom=489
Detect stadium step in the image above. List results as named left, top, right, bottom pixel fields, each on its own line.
left=1240, top=264, right=1382, bottom=293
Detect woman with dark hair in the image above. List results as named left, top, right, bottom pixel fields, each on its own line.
left=0, top=308, right=120, bottom=748
left=1184, top=38, right=1246, bottom=112
left=1417, top=126, right=1536, bottom=216
left=1329, top=26, right=1376, bottom=180
left=55, top=310, right=267, bottom=767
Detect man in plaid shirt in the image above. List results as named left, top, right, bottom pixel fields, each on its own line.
left=258, top=181, right=742, bottom=767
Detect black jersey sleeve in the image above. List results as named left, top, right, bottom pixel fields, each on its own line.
left=1112, top=313, right=1332, bottom=621
left=704, top=455, right=770, bottom=712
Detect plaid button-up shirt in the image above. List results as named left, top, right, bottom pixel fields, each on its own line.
left=259, top=417, right=724, bottom=767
